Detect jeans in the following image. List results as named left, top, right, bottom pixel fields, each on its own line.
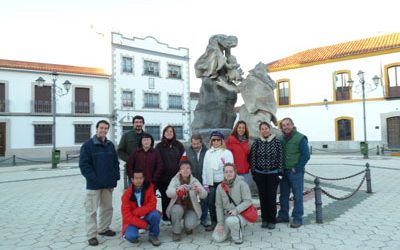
left=124, top=210, right=160, bottom=242
left=200, top=194, right=209, bottom=224
left=208, top=182, right=220, bottom=223
left=278, top=169, right=304, bottom=224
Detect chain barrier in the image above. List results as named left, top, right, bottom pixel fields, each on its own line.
left=305, top=169, right=365, bottom=181
left=15, top=156, right=51, bottom=164
left=312, top=147, right=375, bottom=154
left=0, top=156, right=13, bottom=163
left=320, top=175, right=366, bottom=200
left=311, top=163, right=372, bottom=223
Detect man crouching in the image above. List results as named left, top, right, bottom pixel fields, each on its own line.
left=121, top=168, right=161, bottom=246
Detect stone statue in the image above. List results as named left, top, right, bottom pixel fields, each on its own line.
left=216, top=62, right=278, bottom=138
left=192, top=35, right=242, bottom=138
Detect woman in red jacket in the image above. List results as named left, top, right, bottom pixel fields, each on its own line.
left=121, top=169, right=161, bottom=246
left=226, top=120, right=250, bottom=183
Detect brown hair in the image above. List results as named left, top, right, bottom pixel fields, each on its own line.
left=231, top=120, right=249, bottom=139
left=162, top=125, right=176, bottom=141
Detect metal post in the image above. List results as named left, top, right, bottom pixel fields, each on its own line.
left=12, top=154, right=16, bottom=166
left=52, top=76, right=57, bottom=169
left=376, top=145, right=380, bottom=155
left=365, top=163, right=372, bottom=193
left=314, top=177, right=323, bottom=223
left=361, top=80, right=368, bottom=159
left=310, top=145, right=313, bottom=155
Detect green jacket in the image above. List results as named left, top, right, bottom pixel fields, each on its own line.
left=278, top=128, right=305, bottom=170
left=117, top=130, right=144, bottom=162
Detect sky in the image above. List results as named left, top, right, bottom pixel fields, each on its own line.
left=1, top=0, right=399, bottom=92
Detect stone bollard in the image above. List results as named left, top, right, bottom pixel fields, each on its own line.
left=376, top=145, right=380, bottom=155
left=310, top=145, right=313, bottom=155
left=314, top=177, right=323, bottom=223
left=365, top=163, right=372, bottom=193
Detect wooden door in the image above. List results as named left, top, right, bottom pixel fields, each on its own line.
left=387, top=116, right=400, bottom=148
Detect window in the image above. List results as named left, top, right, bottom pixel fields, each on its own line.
left=146, top=125, right=160, bottom=140
left=75, top=88, right=90, bottom=113
left=277, top=79, right=290, bottom=105
left=387, top=64, right=400, bottom=98
left=34, top=124, right=52, bottom=145
left=168, top=64, right=181, bottom=79
left=148, top=78, right=155, bottom=89
left=174, top=126, right=183, bottom=140
left=0, top=83, right=5, bottom=112
left=144, top=93, right=160, bottom=108
left=122, top=57, right=133, bottom=73
left=144, top=60, right=159, bottom=76
left=168, top=95, right=182, bottom=109
left=75, top=124, right=91, bottom=143
left=34, top=85, right=51, bottom=113
left=334, top=71, right=351, bottom=101
left=335, top=117, right=353, bottom=141
left=122, top=126, right=131, bottom=135
left=122, top=91, right=134, bottom=107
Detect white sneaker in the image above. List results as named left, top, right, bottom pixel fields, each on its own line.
left=139, top=229, right=146, bottom=234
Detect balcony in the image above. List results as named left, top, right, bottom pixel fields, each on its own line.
left=0, top=99, right=9, bottom=112
left=32, top=100, right=52, bottom=113
left=72, top=102, right=94, bottom=115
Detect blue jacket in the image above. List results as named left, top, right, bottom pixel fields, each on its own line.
left=79, top=135, right=120, bottom=190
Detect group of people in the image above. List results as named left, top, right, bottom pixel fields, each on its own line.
left=79, top=116, right=310, bottom=246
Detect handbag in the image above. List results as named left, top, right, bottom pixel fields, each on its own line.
left=220, top=182, right=258, bottom=223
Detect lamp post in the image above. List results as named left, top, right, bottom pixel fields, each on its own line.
left=35, top=72, right=71, bottom=168
left=348, top=70, right=380, bottom=159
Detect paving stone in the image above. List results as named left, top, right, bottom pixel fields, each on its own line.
left=292, top=243, right=315, bottom=250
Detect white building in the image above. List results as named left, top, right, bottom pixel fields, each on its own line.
left=267, top=32, right=400, bottom=152
left=111, top=33, right=190, bottom=142
left=0, top=59, right=111, bottom=158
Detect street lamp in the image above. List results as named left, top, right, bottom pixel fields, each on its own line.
left=348, top=70, right=380, bottom=159
left=35, top=72, right=72, bottom=168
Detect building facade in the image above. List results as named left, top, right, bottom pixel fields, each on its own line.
left=0, top=59, right=111, bottom=158
left=111, top=33, right=190, bottom=142
left=267, top=32, right=400, bottom=151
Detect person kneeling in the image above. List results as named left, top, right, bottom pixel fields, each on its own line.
left=212, top=163, right=253, bottom=244
left=166, top=160, right=208, bottom=241
left=121, top=169, right=161, bottom=246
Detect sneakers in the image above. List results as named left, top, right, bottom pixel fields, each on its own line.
left=172, top=233, right=181, bottom=241
left=161, top=219, right=171, bottom=226
left=275, top=217, right=289, bottom=223
left=149, top=235, right=161, bottom=246
left=139, top=229, right=146, bottom=234
left=267, top=223, right=276, bottom=230
left=98, top=229, right=116, bottom=236
left=205, top=222, right=216, bottom=232
left=88, top=237, right=98, bottom=246
left=290, top=222, right=302, bottom=228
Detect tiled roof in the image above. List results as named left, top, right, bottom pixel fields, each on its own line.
left=267, top=32, right=400, bottom=72
left=0, top=59, right=108, bottom=76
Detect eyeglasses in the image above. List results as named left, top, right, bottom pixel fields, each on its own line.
left=211, top=138, right=222, bottom=142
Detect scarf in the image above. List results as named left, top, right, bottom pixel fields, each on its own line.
left=223, top=176, right=236, bottom=188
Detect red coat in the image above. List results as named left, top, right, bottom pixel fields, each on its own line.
left=226, top=135, right=250, bottom=174
left=121, top=181, right=157, bottom=235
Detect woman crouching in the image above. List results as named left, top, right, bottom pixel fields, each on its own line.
left=213, top=163, right=253, bottom=244
left=166, top=160, right=208, bottom=241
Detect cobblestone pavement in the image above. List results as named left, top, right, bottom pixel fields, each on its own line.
left=1, top=155, right=400, bottom=250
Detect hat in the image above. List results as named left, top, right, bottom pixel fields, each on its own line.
left=180, top=151, right=188, bottom=162
left=210, top=130, right=224, bottom=140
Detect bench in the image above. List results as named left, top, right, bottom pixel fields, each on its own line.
left=66, top=150, right=80, bottom=162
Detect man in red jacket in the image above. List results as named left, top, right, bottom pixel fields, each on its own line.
left=121, top=169, right=161, bottom=246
